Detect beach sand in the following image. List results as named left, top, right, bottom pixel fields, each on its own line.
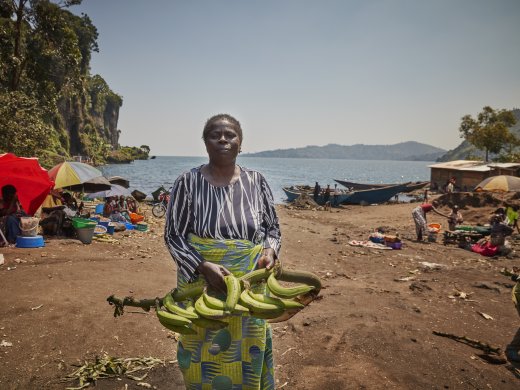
left=0, top=201, right=519, bottom=389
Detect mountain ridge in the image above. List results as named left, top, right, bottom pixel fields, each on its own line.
left=241, top=141, right=446, bottom=161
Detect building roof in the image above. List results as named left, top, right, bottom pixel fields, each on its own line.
left=428, top=160, right=520, bottom=172
left=487, top=163, right=520, bottom=169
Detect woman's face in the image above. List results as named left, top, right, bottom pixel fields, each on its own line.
left=204, top=119, right=241, bottom=162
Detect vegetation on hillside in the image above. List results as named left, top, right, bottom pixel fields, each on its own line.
left=0, top=0, right=148, bottom=167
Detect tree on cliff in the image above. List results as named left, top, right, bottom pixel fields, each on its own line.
left=459, top=106, right=517, bottom=162
left=0, top=0, right=125, bottom=165
left=0, top=91, right=52, bottom=156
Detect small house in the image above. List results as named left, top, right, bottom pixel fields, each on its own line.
left=428, top=160, right=520, bottom=191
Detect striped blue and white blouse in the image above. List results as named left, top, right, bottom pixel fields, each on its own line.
left=164, top=165, right=281, bottom=281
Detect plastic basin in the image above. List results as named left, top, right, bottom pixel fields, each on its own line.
left=94, top=225, right=107, bottom=235
left=135, top=223, right=148, bottom=232
left=16, top=235, right=45, bottom=248
left=72, top=218, right=97, bottom=229
left=130, top=213, right=144, bottom=224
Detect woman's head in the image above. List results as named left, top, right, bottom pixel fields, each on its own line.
left=202, top=114, right=243, bottom=144
left=202, top=114, right=243, bottom=162
left=1, top=185, right=16, bottom=201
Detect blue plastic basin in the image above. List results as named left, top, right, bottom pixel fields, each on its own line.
left=16, top=235, right=45, bottom=248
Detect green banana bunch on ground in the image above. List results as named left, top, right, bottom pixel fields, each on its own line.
left=110, top=264, right=322, bottom=334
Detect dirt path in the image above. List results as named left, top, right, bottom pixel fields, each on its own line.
left=0, top=202, right=519, bottom=389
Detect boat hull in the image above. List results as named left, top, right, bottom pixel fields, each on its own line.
left=341, top=184, right=409, bottom=205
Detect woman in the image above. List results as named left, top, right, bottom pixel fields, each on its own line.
left=0, top=185, right=26, bottom=243
left=411, top=200, right=447, bottom=241
left=164, top=114, right=281, bottom=389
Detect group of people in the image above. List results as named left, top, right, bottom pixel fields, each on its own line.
left=0, top=185, right=86, bottom=243
left=102, top=195, right=138, bottom=223
left=313, top=182, right=339, bottom=207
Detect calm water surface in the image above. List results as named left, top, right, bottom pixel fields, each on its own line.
left=99, top=156, right=432, bottom=204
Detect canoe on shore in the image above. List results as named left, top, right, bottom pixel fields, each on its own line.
left=335, top=179, right=429, bottom=193
left=334, top=179, right=391, bottom=191
left=341, top=183, right=410, bottom=205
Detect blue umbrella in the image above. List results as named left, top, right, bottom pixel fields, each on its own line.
left=86, top=184, right=132, bottom=199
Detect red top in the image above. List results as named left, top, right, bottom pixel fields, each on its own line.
left=421, top=203, right=433, bottom=212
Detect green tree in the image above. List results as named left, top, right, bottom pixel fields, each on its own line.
left=459, top=106, right=517, bottom=162
left=0, top=90, right=52, bottom=156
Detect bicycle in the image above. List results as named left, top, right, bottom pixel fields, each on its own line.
left=152, top=191, right=170, bottom=218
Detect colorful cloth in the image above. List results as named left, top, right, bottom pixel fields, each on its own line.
left=177, top=235, right=275, bottom=390
left=412, top=206, right=427, bottom=238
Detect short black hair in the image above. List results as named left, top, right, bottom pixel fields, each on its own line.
left=1, top=184, right=16, bottom=200
left=202, top=114, right=243, bottom=143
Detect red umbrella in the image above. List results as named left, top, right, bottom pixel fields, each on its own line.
left=0, top=153, right=54, bottom=216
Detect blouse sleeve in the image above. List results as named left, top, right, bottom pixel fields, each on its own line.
left=164, top=173, right=205, bottom=282
left=259, top=174, right=282, bottom=257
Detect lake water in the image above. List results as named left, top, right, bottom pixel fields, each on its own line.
left=99, top=156, right=432, bottom=204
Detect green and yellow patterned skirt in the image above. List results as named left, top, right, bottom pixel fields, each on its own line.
left=176, top=234, right=275, bottom=390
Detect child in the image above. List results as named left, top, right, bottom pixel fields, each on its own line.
left=447, top=205, right=463, bottom=231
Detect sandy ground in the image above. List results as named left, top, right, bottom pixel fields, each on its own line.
left=0, top=200, right=519, bottom=389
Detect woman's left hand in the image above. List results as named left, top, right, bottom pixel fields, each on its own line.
left=257, top=248, right=276, bottom=270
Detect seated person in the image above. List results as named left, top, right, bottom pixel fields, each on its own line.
left=447, top=205, right=463, bottom=231
left=118, top=195, right=128, bottom=211
left=0, top=185, right=26, bottom=243
left=103, top=196, right=129, bottom=223
left=39, top=192, right=82, bottom=237
left=126, top=196, right=138, bottom=213
left=62, top=192, right=83, bottom=217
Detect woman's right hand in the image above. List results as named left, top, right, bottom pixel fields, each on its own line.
left=196, top=261, right=231, bottom=294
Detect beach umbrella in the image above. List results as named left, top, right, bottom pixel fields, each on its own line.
left=0, top=153, right=54, bottom=215
left=474, top=175, right=520, bottom=192
left=48, top=161, right=111, bottom=192
left=86, top=184, right=132, bottom=199
left=108, top=176, right=130, bottom=188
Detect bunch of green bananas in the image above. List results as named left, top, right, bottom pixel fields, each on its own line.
left=155, top=266, right=321, bottom=335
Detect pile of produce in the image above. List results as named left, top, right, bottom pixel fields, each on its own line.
left=107, top=265, right=321, bottom=334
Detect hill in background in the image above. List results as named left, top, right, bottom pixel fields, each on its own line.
left=242, top=141, right=446, bottom=161
left=437, top=108, right=520, bottom=162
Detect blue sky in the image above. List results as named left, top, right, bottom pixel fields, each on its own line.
left=74, top=0, right=520, bottom=156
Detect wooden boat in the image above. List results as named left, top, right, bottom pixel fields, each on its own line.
left=334, top=179, right=390, bottom=191
left=334, top=179, right=429, bottom=193
left=400, top=181, right=429, bottom=193
left=341, top=183, right=410, bottom=205
left=282, top=186, right=350, bottom=206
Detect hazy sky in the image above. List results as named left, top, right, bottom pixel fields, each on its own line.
left=74, top=0, right=520, bottom=157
